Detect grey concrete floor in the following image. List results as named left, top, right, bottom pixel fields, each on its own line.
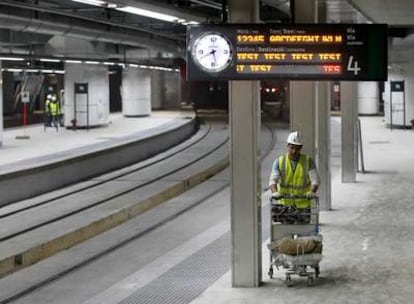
left=190, top=116, right=414, bottom=304
left=3, top=116, right=413, bottom=304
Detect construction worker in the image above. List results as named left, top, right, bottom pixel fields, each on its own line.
left=268, top=131, right=320, bottom=219
left=44, top=87, right=54, bottom=127
left=48, top=95, right=61, bottom=131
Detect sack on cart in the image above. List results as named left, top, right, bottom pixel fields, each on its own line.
left=268, top=235, right=323, bottom=269
left=276, top=235, right=322, bottom=255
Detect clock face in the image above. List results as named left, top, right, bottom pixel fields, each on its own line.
left=192, top=32, right=233, bottom=73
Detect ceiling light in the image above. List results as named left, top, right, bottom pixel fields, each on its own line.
left=65, top=60, right=82, bottom=63
left=40, top=58, right=61, bottom=62
left=116, top=6, right=182, bottom=23
left=85, top=61, right=100, bottom=64
left=71, top=0, right=105, bottom=6
left=0, top=57, right=24, bottom=61
left=7, top=68, right=23, bottom=72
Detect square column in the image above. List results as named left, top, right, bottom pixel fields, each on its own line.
left=228, top=0, right=261, bottom=287
left=0, top=61, right=3, bottom=147
left=291, top=0, right=332, bottom=210
left=340, top=82, right=358, bottom=182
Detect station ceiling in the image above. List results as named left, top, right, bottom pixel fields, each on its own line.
left=0, top=0, right=412, bottom=66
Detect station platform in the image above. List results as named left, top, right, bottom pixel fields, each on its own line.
left=1, top=115, right=414, bottom=304
left=0, top=111, right=195, bottom=167
left=190, top=116, right=414, bottom=303
left=0, top=110, right=197, bottom=205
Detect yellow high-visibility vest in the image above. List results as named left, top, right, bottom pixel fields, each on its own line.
left=277, top=153, right=311, bottom=208
left=49, top=102, right=60, bottom=116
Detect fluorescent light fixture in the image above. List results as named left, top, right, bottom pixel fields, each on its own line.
left=0, top=57, right=24, bottom=61
left=129, top=64, right=138, bottom=68
left=40, top=58, right=61, bottom=62
left=65, top=60, right=82, bottom=63
left=182, top=21, right=199, bottom=25
left=116, top=6, right=182, bottom=23
left=26, top=69, right=40, bottom=73
left=7, top=68, right=23, bottom=72
left=103, top=62, right=115, bottom=65
left=41, top=69, right=55, bottom=73
left=71, top=0, right=105, bottom=6
left=54, top=70, right=66, bottom=74
left=85, top=61, right=100, bottom=64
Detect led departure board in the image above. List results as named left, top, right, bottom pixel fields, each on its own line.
left=186, top=24, right=387, bottom=81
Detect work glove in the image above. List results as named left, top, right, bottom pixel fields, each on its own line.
left=305, top=191, right=316, bottom=199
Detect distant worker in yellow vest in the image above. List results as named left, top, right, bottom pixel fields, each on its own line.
left=49, top=97, right=61, bottom=131
left=268, top=131, right=320, bottom=210
left=44, top=87, right=55, bottom=127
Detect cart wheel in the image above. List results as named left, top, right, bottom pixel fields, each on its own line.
left=268, top=267, right=273, bottom=279
left=315, top=266, right=320, bottom=278
left=307, top=275, right=314, bottom=286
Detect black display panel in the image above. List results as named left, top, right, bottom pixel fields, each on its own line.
left=186, top=24, right=387, bottom=81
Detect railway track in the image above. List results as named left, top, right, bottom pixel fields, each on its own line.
left=0, top=119, right=277, bottom=304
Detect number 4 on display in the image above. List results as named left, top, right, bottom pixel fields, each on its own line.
left=347, top=56, right=361, bottom=75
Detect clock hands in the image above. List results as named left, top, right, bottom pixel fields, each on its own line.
left=192, top=32, right=232, bottom=72
left=200, top=49, right=217, bottom=59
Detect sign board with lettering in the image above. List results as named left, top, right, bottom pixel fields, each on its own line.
left=186, top=24, right=387, bottom=81
left=21, top=91, right=30, bottom=103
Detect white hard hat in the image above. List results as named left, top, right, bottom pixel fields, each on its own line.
left=287, top=131, right=303, bottom=145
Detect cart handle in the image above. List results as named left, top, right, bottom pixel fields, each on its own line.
left=271, top=194, right=318, bottom=200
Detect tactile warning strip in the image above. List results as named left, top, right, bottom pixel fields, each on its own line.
left=118, top=233, right=230, bottom=304
left=118, top=203, right=271, bottom=304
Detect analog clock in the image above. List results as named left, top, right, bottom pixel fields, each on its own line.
left=191, top=32, right=233, bottom=73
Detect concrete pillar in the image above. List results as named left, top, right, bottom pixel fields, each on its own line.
left=316, top=1, right=331, bottom=211
left=290, top=0, right=318, bottom=157
left=291, top=0, right=331, bottom=211
left=290, top=81, right=316, bottom=156
left=64, top=62, right=110, bottom=127
left=122, top=68, right=151, bottom=117
left=316, top=81, right=331, bottom=210
left=341, top=82, right=358, bottom=182
left=0, top=61, right=3, bottom=147
left=163, top=71, right=181, bottom=110
left=228, top=0, right=262, bottom=287
left=358, top=82, right=379, bottom=115
left=151, top=70, right=163, bottom=110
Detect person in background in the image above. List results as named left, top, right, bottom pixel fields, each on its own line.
left=48, top=95, right=61, bottom=131
left=44, top=87, right=55, bottom=127
left=268, top=131, right=320, bottom=219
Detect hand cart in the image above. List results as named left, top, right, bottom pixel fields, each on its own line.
left=267, top=195, right=323, bottom=286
